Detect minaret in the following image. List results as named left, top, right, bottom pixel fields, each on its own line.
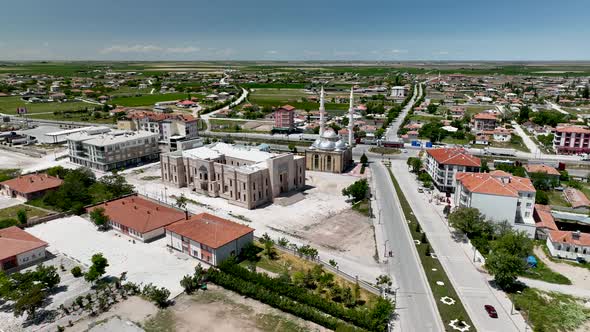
left=319, top=86, right=325, bottom=137
left=348, top=87, right=354, bottom=146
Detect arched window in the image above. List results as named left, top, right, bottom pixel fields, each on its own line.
left=199, top=165, right=208, bottom=181
left=313, top=154, right=320, bottom=169
left=326, top=155, right=332, bottom=171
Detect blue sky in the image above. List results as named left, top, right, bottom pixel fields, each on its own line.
left=0, top=0, right=589, bottom=61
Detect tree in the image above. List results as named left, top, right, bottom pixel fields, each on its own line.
left=375, top=274, right=392, bottom=290
left=263, top=240, right=276, bottom=259
left=485, top=249, right=525, bottom=290
left=85, top=253, right=109, bottom=283
left=426, top=103, right=438, bottom=114
left=180, top=275, right=196, bottom=294
left=71, top=266, right=83, bottom=278
left=142, top=284, right=170, bottom=308
left=517, top=105, right=531, bottom=124
left=583, top=85, right=589, bottom=99
left=175, top=194, right=188, bottom=211
left=34, top=264, right=60, bottom=289
left=492, top=230, right=533, bottom=259
left=13, top=284, right=46, bottom=318
left=360, top=153, right=368, bottom=166
left=16, top=209, right=27, bottom=225
left=535, top=190, right=549, bottom=204
left=90, top=207, right=109, bottom=231
left=407, top=157, right=422, bottom=173
left=448, top=207, right=486, bottom=237
left=342, top=179, right=369, bottom=203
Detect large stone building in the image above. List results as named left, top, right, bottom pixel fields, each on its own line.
left=67, top=128, right=160, bottom=171
left=161, top=142, right=306, bottom=209
left=305, top=87, right=353, bottom=173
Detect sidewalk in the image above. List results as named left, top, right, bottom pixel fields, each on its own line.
left=390, top=160, right=528, bottom=332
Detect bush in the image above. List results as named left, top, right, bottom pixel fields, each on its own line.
left=71, top=266, right=83, bottom=278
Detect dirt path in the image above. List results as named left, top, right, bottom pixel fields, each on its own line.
left=534, top=246, right=590, bottom=289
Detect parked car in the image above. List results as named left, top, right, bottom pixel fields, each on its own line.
left=484, top=305, right=498, bottom=318
left=417, top=188, right=424, bottom=193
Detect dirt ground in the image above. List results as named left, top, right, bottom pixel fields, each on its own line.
left=162, top=285, right=327, bottom=332
left=535, top=246, right=590, bottom=289
left=70, top=296, right=158, bottom=332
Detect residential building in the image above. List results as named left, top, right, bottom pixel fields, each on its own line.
left=161, top=142, right=306, bottom=209
left=425, top=148, right=481, bottom=192
left=524, top=164, right=561, bottom=187
left=454, top=171, right=537, bottom=237
left=546, top=230, right=590, bottom=261
left=472, top=112, right=498, bottom=132
left=165, top=212, right=254, bottom=266
left=117, top=110, right=199, bottom=147
left=273, top=105, right=295, bottom=131
left=0, top=226, right=48, bottom=271
left=492, top=127, right=512, bottom=142
left=67, top=128, right=160, bottom=171
left=533, top=204, right=558, bottom=240
left=0, top=173, right=63, bottom=200
left=391, top=86, right=405, bottom=98
left=552, top=125, right=590, bottom=154
left=86, top=194, right=186, bottom=242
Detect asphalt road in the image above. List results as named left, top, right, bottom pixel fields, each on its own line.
left=371, top=161, right=444, bottom=332
left=385, top=83, right=422, bottom=141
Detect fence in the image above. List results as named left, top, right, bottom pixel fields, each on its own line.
left=256, top=236, right=381, bottom=295
left=25, top=212, right=69, bottom=227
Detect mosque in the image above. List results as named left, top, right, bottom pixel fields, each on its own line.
left=305, top=87, right=354, bottom=173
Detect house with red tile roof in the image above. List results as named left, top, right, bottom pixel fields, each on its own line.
left=552, top=125, right=590, bottom=154
left=472, top=112, right=498, bottom=132
left=425, top=148, right=481, bottom=192
left=86, top=195, right=186, bottom=242
left=533, top=204, right=558, bottom=239
left=454, top=171, right=537, bottom=237
left=0, top=173, right=63, bottom=200
left=546, top=230, right=590, bottom=261
left=165, top=213, right=254, bottom=266
left=0, top=226, right=48, bottom=271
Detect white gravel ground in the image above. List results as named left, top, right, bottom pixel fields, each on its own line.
left=27, top=216, right=199, bottom=298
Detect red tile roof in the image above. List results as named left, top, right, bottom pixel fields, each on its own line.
left=165, top=213, right=254, bottom=249
left=456, top=172, right=535, bottom=197
left=279, top=105, right=296, bottom=111
left=87, top=195, right=186, bottom=234
left=427, top=148, right=481, bottom=167
left=473, top=113, right=498, bottom=120
left=524, top=164, right=561, bottom=176
left=563, top=188, right=590, bottom=209
left=549, top=230, right=590, bottom=247
left=0, top=226, right=47, bottom=261
left=0, top=174, right=63, bottom=195
left=555, top=126, right=590, bottom=134
left=534, top=204, right=557, bottom=230
left=127, top=110, right=196, bottom=122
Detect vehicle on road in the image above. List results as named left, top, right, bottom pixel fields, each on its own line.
left=417, top=188, right=424, bottom=193
left=484, top=304, right=498, bottom=318
left=484, top=147, right=517, bottom=157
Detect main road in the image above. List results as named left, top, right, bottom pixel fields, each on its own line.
left=385, top=83, right=422, bottom=141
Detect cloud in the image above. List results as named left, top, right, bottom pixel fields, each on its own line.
left=435, top=50, right=450, bottom=55
left=100, top=44, right=200, bottom=54
left=266, top=50, right=278, bottom=55
left=389, top=49, right=408, bottom=54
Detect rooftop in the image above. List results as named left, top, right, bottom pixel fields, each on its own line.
left=555, top=125, right=590, bottom=134
left=549, top=230, right=590, bottom=247
left=427, top=148, right=481, bottom=167
left=524, top=164, right=561, bottom=176
left=534, top=204, right=558, bottom=230
left=68, top=130, right=158, bottom=147
left=86, top=195, right=186, bottom=234
left=182, top=142, right=278, bottom=164
left=165, top=212, right=254, bottom=249
left=0, top=226, right=47, bottom=261
left=0, top=173, right=63, bottom=194
left=473, top=112, right=498, bottom=120
left=456, top=172, right=535, bottom=197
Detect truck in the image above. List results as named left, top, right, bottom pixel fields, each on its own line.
left=484, top=147, right=516, bottom=157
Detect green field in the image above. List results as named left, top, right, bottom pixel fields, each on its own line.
left=0, top=204, right=50, bottom=220
left=111, top=93, right=192, bottom=107
left=0, top=96, right=93, bottom=114
left=26, top=111, right=115, bottom=124
left=248, top=88, right=349, bottom=113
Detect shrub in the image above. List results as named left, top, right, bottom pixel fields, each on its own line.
left=71, top=266, right=83, bottom=278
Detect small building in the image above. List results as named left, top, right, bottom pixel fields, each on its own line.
left=525, top=164, right=561, bottom=186
left=0, top=226, right=48, bottom=271
left=0, top=173, right=63, bottom=200
left=546, top=230, right=590, bottom=261
left=86, top=195, right=186, bottom=242
left=533, top=204, right=558, bottom=240
left=165, top=213, right=254, bottom=266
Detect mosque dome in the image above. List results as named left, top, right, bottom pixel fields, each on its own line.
left=323, top=130, right=338, bottom=139
left=319, top=140, right=336, bottom=150
left=312, top=138, right=322, bottom=149
left=334, top=140, right=347, bottom=150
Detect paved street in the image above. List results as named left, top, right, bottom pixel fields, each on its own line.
left=390, top=160, right=527, bottom=331
left=371, top=162, right=443, bottom=332
left=385, top=84, right=421, bottom=141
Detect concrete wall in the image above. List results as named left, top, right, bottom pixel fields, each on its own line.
left=470, top=192, right=517, bottom=223
left=547, top=237, right=590, bottom=261
left=16, top=247, right=46, bottom=267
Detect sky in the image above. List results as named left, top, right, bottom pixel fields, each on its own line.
left=0, top=0, right=589, bottom=61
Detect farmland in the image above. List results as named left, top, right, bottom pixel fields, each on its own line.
left=111, top=93, right=192, bottom=107
left=0, top=96, right=92, bottom=114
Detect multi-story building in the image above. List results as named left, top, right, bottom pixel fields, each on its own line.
left=454, top=171, right=537, bottom=237
left=425, top=148, right=481, bottom=192
left=472, top=112, right=498, bottom=132
left=552, top=125, right=590, bottom=154
left=161, top=142, right=306, bottom=209
left=273, top=105, right=295, bottom=131
left=391, top=86, right=405, bottom=98
left=117, top=110, right=199, bottom=149
left=67, top=128, right=160, bottom=171
left=165, top=212, right=254, bottom=266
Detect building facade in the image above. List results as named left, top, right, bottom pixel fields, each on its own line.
left=425, top=148, right=481, bottom=192
left=391, top=86, right=405, bottom=98
left=67, top=129, right=160, bottom=171
left=117, top=110, right=198, bottom=148
left=305, top=87, right=354, bottom=173
left=552, top=125, right=590, bottom=154
left=546, top=230, right=590, bottom=261
left=0, top=226, right=48, bottom=271
left=273, top=105, right=295, bottom=131
left=0, top=173, right=63, bottom=200
left=165, top=212, right=254, bottom=266
left=161, top=142, right=306, bottom=209
left=472, top=113, right=498, bottom=132
left=454, top=171, right=537, bottom=237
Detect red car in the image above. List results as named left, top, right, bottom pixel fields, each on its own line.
left=484, top=305, right=498, bottom=318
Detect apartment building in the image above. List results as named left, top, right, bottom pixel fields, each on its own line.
left=117, top=110, right=198, bottom=149
left=472, top=112, right=498, bottom=132
left=273, top=105, right=295, bottom=131
left=425, top=148, right=481, bottom=192
left=454, top=171, right=537, bottom=237
left=161, top=142, right=306, bottom=209
left=552, top=125, right=590, bottom=154
left=67, top=128, right=160, bottom=171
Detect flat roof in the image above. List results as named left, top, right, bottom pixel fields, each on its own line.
left=68, top=130, right=158, bottom=146
left=182, top=142, right=276, bottom=163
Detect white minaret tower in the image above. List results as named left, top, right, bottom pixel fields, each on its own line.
left=319, top=86, right=326, bottom=137
left=348, top=87, right=354, bottom=146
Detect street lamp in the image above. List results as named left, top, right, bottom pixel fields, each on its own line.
left=384, top=240, right=390, bottom=260
left=378, top=208, right=382, bottom=224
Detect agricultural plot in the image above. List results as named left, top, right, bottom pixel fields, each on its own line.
left=248, top=88, right=349, bottom=113
left=0, top=96, right=91, bottom=114
left=111, top=93, right=192, bottom=107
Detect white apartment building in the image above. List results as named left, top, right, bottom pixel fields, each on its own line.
left=391, top=86, right=405, bottom=98
left=67, top=128, right=160, bottom=171
left=454, top=170, right=537, bottom=237
left=425, top=148, right=481, bottom=192
left=117, top=111, right=199, bottom=149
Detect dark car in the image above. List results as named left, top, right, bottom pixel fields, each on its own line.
left=484, top=305, right=498, bottom=318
